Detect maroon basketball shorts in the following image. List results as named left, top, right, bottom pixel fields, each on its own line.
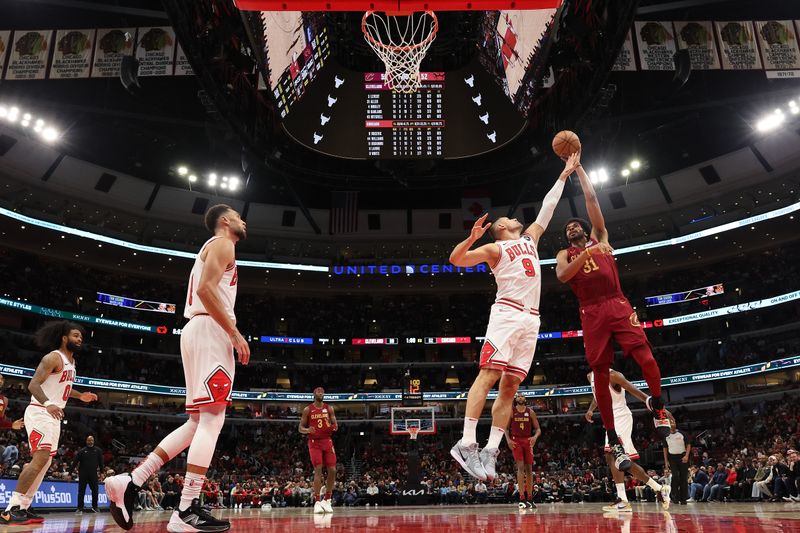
left=579, top=296, right=649, bottom=368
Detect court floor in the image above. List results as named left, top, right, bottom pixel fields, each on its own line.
left=8, top=502, right=800, bottom=532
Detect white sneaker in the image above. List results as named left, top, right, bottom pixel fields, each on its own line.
left=602, top=499, right=632, bottom=512
left=479, top=447, right=500, bottom=481
left=450, top=439, right=488, bottom=481
left=658, top=485, right=671, bottom=510
left=365, top=503, right=370, bottom=507
left=321, top=499, right=333, bottom=513
left=313, top=501, right=324, bottom=514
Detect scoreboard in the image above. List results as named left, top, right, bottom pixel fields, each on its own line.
left=279, top=57, right=526, bottom=159
left=365, top=72, right=444, bottom=158
left=402, top=375, right=424, bottom=407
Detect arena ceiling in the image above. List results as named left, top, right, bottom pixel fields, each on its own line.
left=0, top=0, right=798, bottom=211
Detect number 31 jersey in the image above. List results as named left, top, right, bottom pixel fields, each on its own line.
left=565, top=238, right=623, bottom=305
left=491, top=235, right=542, bottom=312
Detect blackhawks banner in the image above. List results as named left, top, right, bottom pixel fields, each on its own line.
left=674, top=21, right=720, bottom=70
left=50, top=29, right=95, bottom=79
left=755, top=20, right=800, bottom=70
left=5, top=30, right=53, bottom=80
left=91, top=28, right=136, bottom=78
left=135, top=27, right=176, bottom=77
left=612, top=30, right=637, bottom=71
left=634, top=21, right=677, bottom=71
left=715, top=21, right=762, bottom=70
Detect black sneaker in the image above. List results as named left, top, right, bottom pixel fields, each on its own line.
left=526, top=500, right=536, bottom=509
left=25, top=508, right=44, bottom=523
left=0, top=506, right=33, bottom=525
left=653, top=408, right=671, bottom=439
left=105, top=474, right=141, bottom=531
left=167, top=499, right=230, bottom=532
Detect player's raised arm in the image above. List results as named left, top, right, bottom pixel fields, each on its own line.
left=28, top=351, right=64, bottom=420
left=574, top=163, right=609, bottom=244
left=449, top=213, right=500, bottom=268
left=609, top=370, right=650, bottom=404
left=197, top=238, right=250, bottom=364
left=298, top=406, right=314, bottom=435
left=524, top=152, right=581, bottom=242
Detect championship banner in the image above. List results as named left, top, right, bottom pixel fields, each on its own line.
left=135, top=27, right=176, bottom=77
left=0, top=31, right=11, bottom=77
left=612, top=30, right=637, bottom=72
left=49, top=29, right=95, bottom=79
left=634, top=21, right=677, bottom=71
left=674, top=21, right=720, bottom=70
left=755, top=20, right=800, bottom=70
left=715, top=21, right=762, bottom=70
left=4, top=30, right=53, bottom=80
left=174, top=43, right=193, bottom=76
left=91, top=28, right=135, bottom=78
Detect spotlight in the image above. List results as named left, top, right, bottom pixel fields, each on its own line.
left=229, top=177, right=240, bottom=191
left=177, top=166, right=188, bottom=176
left=209, top=172, right=217, bottom=180
left=7, top=107, right=19, bottom=122
left=630, top=160, right=641, bottom=170
left=188, top=174, right=198, bottom=183
left=20, top=120, right=30, bottom=128
left=22, top=113, right=31, bottom=121
left=34, top=120, right=44, bottom=132
left=598, top=168, right=609, bottom=182
left=221, top=183, right=228, bottom=190
left=589, top=170, right=598, bottom=184
left=41, top=127, right=59, bottom=142
left=621, top=168, right=631, bottom=177
left=222, top=176, right=229, bottom=182
left=0, top=106, right=7, bottom=118
left=756, top=109, right=785, bottom=132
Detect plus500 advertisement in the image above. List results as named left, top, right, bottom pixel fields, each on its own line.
left=0, top=479, right=109, bottom=509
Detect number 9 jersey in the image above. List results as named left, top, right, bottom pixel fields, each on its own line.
left=491, top=234, right=542, bottom=314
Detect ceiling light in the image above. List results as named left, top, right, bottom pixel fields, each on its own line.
left=22, top=113, right=31, bottom=121
left=756, top=109, right=785, bottom=132
left=41, top=127, right=59, bottom=142
left=621, top=168, right=631, bottom=177
left=228, top=181, right=238, bottom=191
left=598, top=168, right=609, bottom=182
left=630, top=160, right=641, bottom=170
left=0, top=106, right=7, bottom=118
left=209, top=172, right=217, bottom=180
left=220, top=183, right=228, bottom=189
left=177, top=166, right=188, bottom=176
left=589, top=170, right=598, bottom=184
left=20, top=120, right=29, bottom=127
left=222, top=176, right=229, bottom=182
left=188, top=174, right=197, bottom=183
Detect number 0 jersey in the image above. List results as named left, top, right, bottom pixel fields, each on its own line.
left=30, top=350, right=75, bottom=409
left=491, top=234, right=542, bottom=313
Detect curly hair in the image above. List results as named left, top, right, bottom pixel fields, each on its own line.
left=34, top=321, right=85, bottom=352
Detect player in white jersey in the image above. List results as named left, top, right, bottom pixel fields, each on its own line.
left=106, top=204, right=250, bottom=533
left=449, top=153, right=581, bottom=481
left=585, top=369, right=670, bottom=512
left=1, top=321, right=97, bottom=526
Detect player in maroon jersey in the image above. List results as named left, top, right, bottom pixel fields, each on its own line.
left=0, top=375, right=24, bottom=430
left=555, top=158, right=670, bottom=472
left=299, top=387, right=338, bottom=514
left=505, top=394, right=540, bottom=509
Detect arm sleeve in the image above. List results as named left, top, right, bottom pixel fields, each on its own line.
left=533, top=179, right=565, bottom=233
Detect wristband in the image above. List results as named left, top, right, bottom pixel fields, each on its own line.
left=645, top=396, right=654, bottom=412
left=44, top=400, right=55, bottom=407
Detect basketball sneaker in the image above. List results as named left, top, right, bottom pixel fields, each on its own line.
left=321, top=499, right=333, bottom=513
left=653, top=408, right=671, bottom=439
left=166, top=499, right=230, bottom=532
left=657, top=485, right=671, bottom=511
left=518, top=501, right=527, bottom=510
left=24, top=508, right=44, bottom=523
left=0, top=506, right=33, bottom=525
left=526, top=500, right=536, bottom=509
left=450, top=440, right=488, bottom=481
left=602, top=499, right=632, bottom=512
left=105, top=473, right=140, bottom=530
left=479, top=447, right=500, bottom=481
left=313, top=500, right=324, bottom=514
left=609, top=444, right=632, bottom=471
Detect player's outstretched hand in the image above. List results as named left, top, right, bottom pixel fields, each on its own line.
left=560, top=152, right=581, bottom=178
left=12, top=418, right=24, bottom=430
left=47, top=404, right=64, bottom=420
left=584, top=409, right=595, bottom=423
left=230, top=329, right=251, bottom=365
left=79, top=392, right=98, bottom=403
left=470, top=213, right=491, bottom=241
left=593, top=242, right=614, bottom=255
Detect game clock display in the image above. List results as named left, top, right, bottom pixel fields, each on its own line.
left=280, top=57, right=526, bottom=159
left=402, top=376, right=424, bottom=406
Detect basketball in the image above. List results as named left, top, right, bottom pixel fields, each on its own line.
left=552, top=130, right=581, bottom=159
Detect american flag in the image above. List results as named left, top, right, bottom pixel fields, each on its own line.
left=329, top=191, right=359, bottom=234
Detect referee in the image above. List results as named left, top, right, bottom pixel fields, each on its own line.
left=662, top=414, right=691, bottom=505
left=73, top=435, right=104, bottom=513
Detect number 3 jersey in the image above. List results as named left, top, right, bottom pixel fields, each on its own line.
left=491, top=234, right=542, bottom=313
left=565, top=238, right=624, bottom=305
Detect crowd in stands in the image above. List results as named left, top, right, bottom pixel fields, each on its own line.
left=0, top=392, right=797, bottom=508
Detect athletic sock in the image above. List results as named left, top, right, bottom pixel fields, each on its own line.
left=5, top=492, right=23, bottom=511
left=650, top=396, right=664, bottom=411
left=462, top=417, right=478, bottom=446
left=178, top=472, right=205, bottom=512
left=315, top=494, right=321, bottom=502
left=324, top=492, right=332, bottom=500
left=646, top=478, right=662, bottom=492
left=20, top=496, right=32, bottom=510
left=132, top=453, right=165, bottom=487
left=486, top=426, right=505, bottom=449
left=615, top=483, right=628, bottom=502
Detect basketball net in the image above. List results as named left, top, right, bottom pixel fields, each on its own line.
left=408, top=426, right=420, bottom=440
left=362, top=11, right=438, bottom=94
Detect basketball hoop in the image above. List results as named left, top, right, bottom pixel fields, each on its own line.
left=362, top=10, right=438, bottom=93
left=407, top=426, right=420, bottom=440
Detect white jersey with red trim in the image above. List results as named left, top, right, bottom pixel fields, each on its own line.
left=589, top=372, right=630, bottom=419
left=491, top=234, right=542, bottom=313
left=30, top=350, right=75, bottom=409
left=184, top=236, right=238, bottom=321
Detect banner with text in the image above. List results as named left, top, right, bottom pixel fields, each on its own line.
left=755, top=20, right=800, bottom=71
left=635, top=21, right=677, bottom=71
left=5, top=30, right=53, bottom=80
left=612, top=30, right=637, bottom=71
left=50, top=29, right=95, bottom=79
left=91, top=28, right=136, bottom=78
left=715, top=21, right=762, bottom=70
left=674, top=21, right=720, bottom=70
left=135, top=27, right=176, bottom=77
left=0, top=478, right=109, bottom=509
left=0, top=31, right=11, bottom=76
